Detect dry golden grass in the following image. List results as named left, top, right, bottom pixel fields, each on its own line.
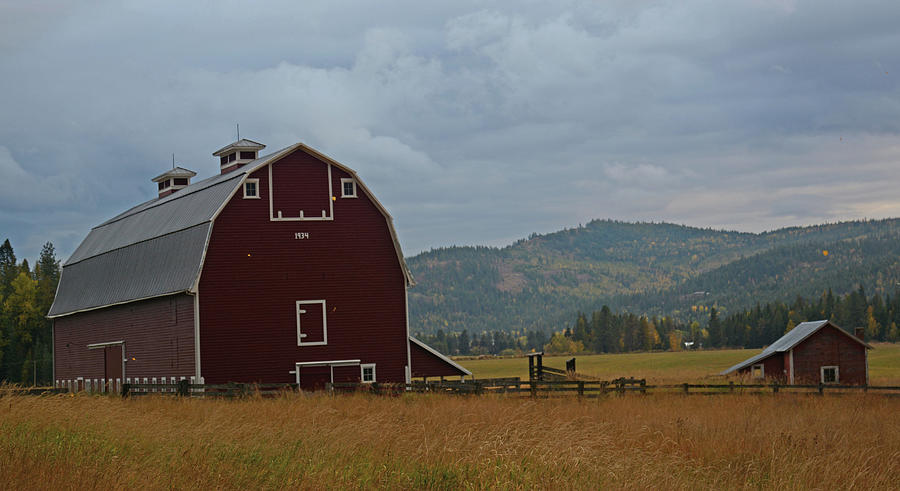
left=1, top=392, right=898, bottom=489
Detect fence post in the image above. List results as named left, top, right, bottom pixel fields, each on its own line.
left=530, top=381, right=536, bottom=398
left=682, top=383, right=689, bottom=394
left=640, top=379, right=646, bottom=394
left=818, top=383, right=824, bottom=395
left=577, top=381, right=584, bottom=397
left=178, top=379, right=189, bottom=397
left=772, top=383, right=779, bottom=394
left=729, top=381, right=734, bottom=393
left=121, top=383, right=130, bottom=398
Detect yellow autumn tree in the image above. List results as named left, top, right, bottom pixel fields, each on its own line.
left=543, top=333, right=584, bottom=355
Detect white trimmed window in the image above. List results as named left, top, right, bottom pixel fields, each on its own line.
left=751, top=364, right=764, bottom=379
left=340, top=178, right=357, bottom=198
left=821, top=366, right=839, bottom=384
left=361, top=364, right=376, bottom=383
left=244, top=179, right=260, bottom=199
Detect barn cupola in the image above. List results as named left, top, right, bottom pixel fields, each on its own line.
left=213, top=139, right=266, bottom=174
left=152, top=167, right=197, bottom=198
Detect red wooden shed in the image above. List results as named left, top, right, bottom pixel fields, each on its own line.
left=721, top=320, right=872, bottom=385
left=49, top=139, right=469, bottom=391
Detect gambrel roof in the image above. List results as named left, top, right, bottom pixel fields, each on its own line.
left=720, top=320, right=873, bottom=375
left=49, top=143, right=413, bottom=318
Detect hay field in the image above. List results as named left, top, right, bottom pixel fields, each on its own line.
left=461, top=343, right=900, bottom=384
left=1, top=392, right=899, bottom=489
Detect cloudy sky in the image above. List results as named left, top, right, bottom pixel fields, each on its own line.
left=2, top=0, right=899, bottom=263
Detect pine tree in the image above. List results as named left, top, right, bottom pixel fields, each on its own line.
left=708, top=307, right=722, bottom=347
left=0, top=239, right=16, bottom=299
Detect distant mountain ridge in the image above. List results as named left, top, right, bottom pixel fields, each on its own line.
left=407, top=218, right=900, bottom=334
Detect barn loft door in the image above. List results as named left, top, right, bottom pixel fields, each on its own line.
left=297, top=300, right=327, bottom=346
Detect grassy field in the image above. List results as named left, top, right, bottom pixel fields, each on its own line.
left=460, top=342, right=900, bottom=384
left=1, top=392, right=899, bottom=489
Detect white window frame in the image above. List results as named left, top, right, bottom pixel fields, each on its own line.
left=296, top=300, right=328, bottom=346
left=751, top=363, right=765, bottom=379
left=821, top=365, right=839, bottom=384
left=243, top=178, right=260, bottom=199
left=340, top=178, right=357, bottom=198
left=360, top=363, right=376, bottom=383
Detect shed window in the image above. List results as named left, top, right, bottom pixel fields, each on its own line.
left=220, top=156, right=229, bottom=165
left=341, top=178, right=357, bottom=198
left=240, top=151, right=257, bottom=160
left=751, top=364, right=764, bottom=379
left=821, top=366, right=839, bottom=384
left=243, top=179, right=260, bottom=199
left=361, top=364, right=376, bottom=383
left=174, top=178, right=188, bottom=186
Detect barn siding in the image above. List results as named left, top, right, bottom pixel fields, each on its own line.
left=736, top=352, right=786, bottom=383
left=410, top=342, right=468, bottom=379
left=791, top=325, right=867, bottom=384
left=53, top=294, right=196, bottom=382
left=198, top=148, right=409, bottom=384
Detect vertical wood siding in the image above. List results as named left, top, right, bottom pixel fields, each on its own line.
left=791, top=325, right=867, bottom=384
left=270, top=155, right=332, bottom=219
left=410, top=342, right=468, bottom=378
left=54, top=294, right=196, bottom=382
left=198, top=149, right=409, bottom=384
left=736, top=352, right=786, bottom=383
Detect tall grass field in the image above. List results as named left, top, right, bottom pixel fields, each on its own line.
left=1, top=392, right=899, bottom=489
left=1, top=345, right=899, bottom=489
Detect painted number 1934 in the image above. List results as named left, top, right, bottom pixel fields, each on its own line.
left=294, top=232, right=309, bottom=240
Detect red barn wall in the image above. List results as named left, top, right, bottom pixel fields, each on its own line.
left=198, top=148, right=409, bottom=384
left=410, top=342, right=467, bottom=379
left=54, top=294, right=196, bottom=384
left=737, top=352, right=786, bottom=383
left=791, top=325, right=867, bottom=384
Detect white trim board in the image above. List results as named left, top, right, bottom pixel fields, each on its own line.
left=296, top=300, right=328, bottom=346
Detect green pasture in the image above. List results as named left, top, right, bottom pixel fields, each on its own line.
left=460, top=343, right=900, bottom=384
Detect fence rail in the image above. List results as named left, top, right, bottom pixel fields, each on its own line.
left=9, top=379, right=900, bottom=398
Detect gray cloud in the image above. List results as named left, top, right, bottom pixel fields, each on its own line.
left=1, top=0, right=899, bottom=263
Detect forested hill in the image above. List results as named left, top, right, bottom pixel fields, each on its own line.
left=406, top=218, right=900, bottom=334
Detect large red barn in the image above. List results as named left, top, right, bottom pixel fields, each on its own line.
left=721, top=320, right=872, bottom=385
left=49, top=139, right=469, bottom=391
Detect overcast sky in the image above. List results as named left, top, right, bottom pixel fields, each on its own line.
left=2, top=0, right=899, bottom=263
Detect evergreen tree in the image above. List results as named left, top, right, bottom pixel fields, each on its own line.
left=0, top=239, right=16, bottom=298
left=707, top=308, right=722, bottom=347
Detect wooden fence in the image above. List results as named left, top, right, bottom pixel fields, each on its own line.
left=8, top=378, right=900, bottom=398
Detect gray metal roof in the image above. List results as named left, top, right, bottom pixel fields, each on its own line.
left=720, top=320, right=872, bottom=375
left=49, top=143, right=413, bottom=318
left=48, top=224, right=210, bottom=317
left=49, top=149, right=284, bottom=317
left=67, top=176, right=241, bottom=265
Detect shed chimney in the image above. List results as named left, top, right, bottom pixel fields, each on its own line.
left=213, top=139, right=265, bottom=174
left=854, top=327, right=865, bottom=341
left=152, top=167, right=197, bottom=198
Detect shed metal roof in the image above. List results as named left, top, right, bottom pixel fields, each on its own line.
left=48, top=224, right=210, bottom=316
left=49, top=143, right=414, bottom=318
left=720, top=320, right=873, bottom=375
